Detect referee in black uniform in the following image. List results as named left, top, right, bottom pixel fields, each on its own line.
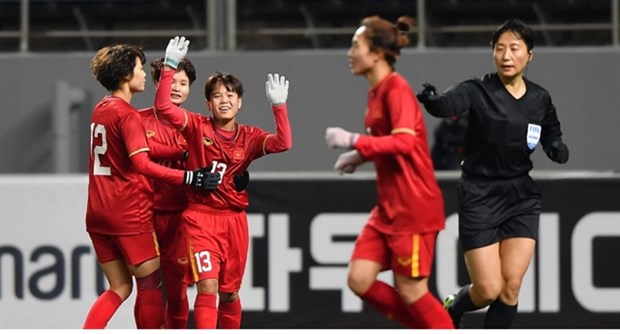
left=417, top=18, right=569, bottom=328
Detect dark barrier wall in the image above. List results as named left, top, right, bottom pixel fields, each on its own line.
left=0, top=48, right=619, bottom=173
left=227, top=175, right=620, bottom=329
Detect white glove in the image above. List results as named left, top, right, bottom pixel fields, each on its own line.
left=265, top=73, right=289, bottom=106
left=325, top=127, right=359, bottom=149
left=334, top=150, right=364, bottom=175
left=164, top=36, right=190, bottom=69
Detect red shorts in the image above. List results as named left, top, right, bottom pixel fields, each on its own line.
left=351, top=224, right=437, bottom=278
left=183, top=205, right=249, bottom=293
left=154, top=211, right=189, bottom=278
left=89, top=232, right=160, bottom=266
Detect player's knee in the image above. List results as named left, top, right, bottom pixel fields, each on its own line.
left=347, top=272, right=373, bottom=296
left=136, top=270, right=162, bottom=291
left=197, top=278, right=219, bottom=294
left=218, top=291, right=238, bottom=303
left=111, top=282, right=133, bottom=301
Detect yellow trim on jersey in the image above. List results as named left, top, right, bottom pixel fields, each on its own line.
left=152, top=232, right=160, bottom=256
left=189, top=244, right=200, bottom=283
left=391, top=128, right=417, bottom=136
left=412, top=234, right=420, bottom=277
left=179, top=111, right=189, bottom=132
left=128, top=148, right=149, bottom=158
left=262, top=134, right=273, bottom=155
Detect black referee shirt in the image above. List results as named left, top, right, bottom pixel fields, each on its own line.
left=423, top=73, right=564, bottom=179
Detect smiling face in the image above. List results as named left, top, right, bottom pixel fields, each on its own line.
left=347, top=26, right=379, bottom=76
left=170, top=70, right=191, bottom=105
left=206, top=82, right=242, bottom=124
left=493, top=30, right=532, bottom=81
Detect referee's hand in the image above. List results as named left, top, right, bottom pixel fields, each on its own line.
left=416, top=83, right=438, bottom=104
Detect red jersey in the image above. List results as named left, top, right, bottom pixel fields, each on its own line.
left=354, top=73, right=445, bottom=234
left=86, top=96, right=155, bottom=235
left=155, top=70, right=292, bottom=212
left=139, top=107, right=189, bottom=213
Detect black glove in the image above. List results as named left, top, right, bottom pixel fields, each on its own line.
left=233, top=170, right=250, bottom=192
left=184, top=168, right=220, bottom=190
left=547, top=140, right=569, bottom=164
left=416, top=83, right=438, bottom=104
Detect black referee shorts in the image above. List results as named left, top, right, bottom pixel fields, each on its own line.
left=457, top=174, right=541, bottom=252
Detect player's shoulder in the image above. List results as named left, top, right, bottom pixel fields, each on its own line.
left=386, top=72, right=412, bottom=88
left=137, top=106, right=156, bottom=119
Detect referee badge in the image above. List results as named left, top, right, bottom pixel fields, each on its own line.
left=526, top=123, right=541, bottom=150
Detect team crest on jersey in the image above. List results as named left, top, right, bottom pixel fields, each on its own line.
left=396, top=256, right=412, bottom=266
left=370, top=108, right=383, bottom=119
left=526, top=123, right=542, bottom=150
left=146, top=130, right=155, bottom=138
left=233, top=148, right=245, bottom=161
left=203, top=137, right=214, bottom=146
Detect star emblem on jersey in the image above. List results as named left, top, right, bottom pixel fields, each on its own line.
left=233, top=148, right=245, bottom=160
left=203, top=137, right=213, bottom=146
left=146, top=130, right=155, bottom=138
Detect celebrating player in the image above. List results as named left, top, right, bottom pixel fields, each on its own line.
left=417, top=18, right=569, bottom=328
left=154, top=36, right=292, bottom=329
left=324, top=16, right=454, bottom=329
left=84, top=43, right=220, bottom=329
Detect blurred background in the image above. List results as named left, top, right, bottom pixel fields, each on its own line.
left=0, top=0, right=618, bottom=173
left=0, top=0, right=619, bottom=329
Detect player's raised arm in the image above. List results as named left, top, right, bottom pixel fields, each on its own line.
left=263, top=73, right=292, bottom=153
left=155, top=36, right=190, bottom=131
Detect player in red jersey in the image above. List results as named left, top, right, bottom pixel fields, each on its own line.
left=84, top=44, right=220, bottom=329
left=324, top=16, right=454, bottom=329
left=154, top=36, right=292, bottom=329
left=138, top=56, right=251, bottom=329
left=137, top=57, right=195, bottom=329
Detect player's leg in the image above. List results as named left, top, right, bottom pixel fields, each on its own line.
left=185, top=209, right=225, bottom=329
left=392, top=232, right=454, bottom=329
left=83, top=233, right=133, bottom=329
left=485, top=236, right=536, bottom=328
left=125, top=232, right=165, bottom=329
left=217, top=212, right=248, bottom=329
left=218, top=291, right=241, bottom=329
left=348, top=224, right=414, bottom=328
left=157, top=212, right=190, bottom=329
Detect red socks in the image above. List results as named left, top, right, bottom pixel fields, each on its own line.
left=361, top=280, right=454, bottom=329
left=164, top=279, right=189, bottom=329
left=361, top=280, right=420, bottom=328
left=406, top=292, right=455, bottom=329
left=83, top=289, right=123, bottom=329
left=218, top=299, right=242, bottom=329
left=194, top=293, right=218, bottom=328
left=135, top=271, right=165, bottom=329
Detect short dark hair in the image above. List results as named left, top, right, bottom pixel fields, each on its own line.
left=150, top=57, right=197, bottom=85
left=204, top=72, right=244, bottom=100
left=491, top=18, right=534, bottom=51
left=90, top=44, right=145, bottom=91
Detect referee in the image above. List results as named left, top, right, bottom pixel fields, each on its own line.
left=417, top=18, right=569, bottom=328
